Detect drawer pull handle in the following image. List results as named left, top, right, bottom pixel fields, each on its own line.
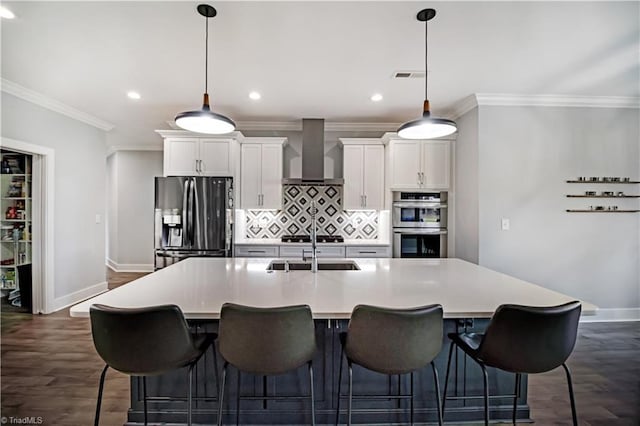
left=359, top=251, right=377, bottom=254
left=247, top=250, right=266, bottom=253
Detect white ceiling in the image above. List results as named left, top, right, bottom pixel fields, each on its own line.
left=2, top=1, right=639, bottom=146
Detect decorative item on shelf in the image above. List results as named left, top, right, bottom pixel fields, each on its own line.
left=5, top=206, right=17, bottom=219
left=617, top=191, right=625, bottom=196
left=1, top=225, right=13, bottom=241
left=174, top=4, right=236, bottom=134
left=602, top=191, right=614, bottom=196
left=397, top=8, right=457, bottom=139
left=1, top=158, right=10, bottom=174
left=585, top=191, right=596, bottom=196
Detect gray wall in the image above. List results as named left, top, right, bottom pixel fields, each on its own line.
left=454, top=108, right=479, bottom=263
left=472, top=106, right=639, bottom=311
left=1, top=92, right=107, bottom=301
left=107, top=150, right=162, bottom=269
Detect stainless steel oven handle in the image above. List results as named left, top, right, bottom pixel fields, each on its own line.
left=393, top=202, right=448, bottom=209
left=393, top=228, right=448, bottom=235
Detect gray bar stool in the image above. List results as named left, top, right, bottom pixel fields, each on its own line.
left=90, top=304, right=217, bottom=426
left=442, top=301, right=581, bottom=425
left=216, top=303, right=317, bottom=426
left=336, top=304, right=444, bottom=426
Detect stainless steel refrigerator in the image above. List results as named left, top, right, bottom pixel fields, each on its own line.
left=154, top=177, right=233, bottom=270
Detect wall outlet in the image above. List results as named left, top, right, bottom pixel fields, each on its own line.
left=95, top=214, right=101, bottom=224
left=501, top=218, right=510, bottom=231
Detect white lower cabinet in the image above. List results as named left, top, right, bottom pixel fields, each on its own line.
left=234, top=245, right=279, bottom=257
left=279, top=246, right=346, bottom=258
left=345, top=246, right=391, bottom=258
left=234, top=244, right=390, bottom=258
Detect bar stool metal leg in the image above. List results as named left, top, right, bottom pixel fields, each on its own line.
left=236, top=370, right=241, bottom=426
left=336, top=348, right=344, bottom=425
left=187, top=364, right=195, bottom=426
left=513, top=373, right=521, bottom=424
left=441, top=340, right=455, bottom=417
left=410, top=372, right=414, bottom=426
left=142, top=376, right=148, bottom=425
left=480, top=363, right=489, bottom=426
left=308, top=361, right=316, bottom=426
left=217, top=362, right=228, bottom=426
left=94, top=365, right=109, bottom=426
left=347, top=361, right=353, bottom=426
left=431, top=361, right=443, bottom=426
left=562, top=363, right=578, bottom=426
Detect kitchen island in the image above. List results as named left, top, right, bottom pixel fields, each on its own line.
left=71, top=258, right=596, bottom=425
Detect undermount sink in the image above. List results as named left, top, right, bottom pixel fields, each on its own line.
left=266, top=260, right=360, bottom=271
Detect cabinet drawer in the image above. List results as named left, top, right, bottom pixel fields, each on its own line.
left=346, top=246, right=390, bottom=258
left=234, top=246, right=279, bottom=257
left=279, top=246, right=346, bottom=258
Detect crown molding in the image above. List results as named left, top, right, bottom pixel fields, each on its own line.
left=107, top=144, right=163, bottom=157
left=449, top=93, right=640, bottom=119
left=476, top=93, right=640, bottom=109
left=1, top=78, right=115, bottom=131
left=234, top=121, right=401, bottom=132
left=155, top=129, right=245, bottom=140
left=447, top=95, right=479, bottom=120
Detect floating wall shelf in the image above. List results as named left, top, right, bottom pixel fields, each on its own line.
left=566, top=195, right=640, bottom=198
left=566, top=209, right=640, bottom=213
left=566, top=180, right=640, bottom=184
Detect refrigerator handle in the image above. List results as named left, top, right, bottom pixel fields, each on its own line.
left=182, top=179, right=190, bottom=246
left=188, top=178, right=195, bottom=247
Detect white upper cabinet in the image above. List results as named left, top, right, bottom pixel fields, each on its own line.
left=340, top=139, right=385, bottom=210
left=160, top=131, right=237, bottom=177
left=384, top=135, right=451, bottom=190
left=240, top=138, right=286, bottom=210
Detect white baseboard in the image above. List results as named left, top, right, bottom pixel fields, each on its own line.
left=51, top=281, right=108, bottom=313
left=106, top=258, right=154, bottom=273
left=580, top=308, right=640, bottom=323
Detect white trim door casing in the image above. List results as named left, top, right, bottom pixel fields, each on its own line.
left=1, top=137, right=55, bottom=314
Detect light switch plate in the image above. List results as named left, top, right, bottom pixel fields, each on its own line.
left=501, top=218, right=510, bottom=231
left=95, top=214, right=101, bottom=224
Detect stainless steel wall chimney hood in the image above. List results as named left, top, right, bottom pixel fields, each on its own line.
left=282, top=119, right=344, bottom=185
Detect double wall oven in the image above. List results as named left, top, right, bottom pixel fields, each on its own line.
left=392, top=192, right=447, bottom=258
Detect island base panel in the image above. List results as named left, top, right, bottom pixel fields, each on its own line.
left=125, top=319, right=530, bottom=424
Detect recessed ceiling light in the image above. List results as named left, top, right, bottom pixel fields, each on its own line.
left=0, top=6, right=16, bottom=19
left=249, top=91, right=261, bottom=100
left=127, top=91, right=141, bottom=100
left=371, top=93, right=383, bottom=102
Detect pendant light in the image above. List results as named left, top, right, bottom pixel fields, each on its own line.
left=175, top=4, right=235, bottom=134
left=397, top=9, right=456, bottom=139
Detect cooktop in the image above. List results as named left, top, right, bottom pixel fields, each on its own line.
left=280, top=235, right=345, bottom=243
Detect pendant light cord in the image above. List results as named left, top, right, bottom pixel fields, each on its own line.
left=205, top=15, right=209, bottom=94
left=424, top=17, right=428, bottom=101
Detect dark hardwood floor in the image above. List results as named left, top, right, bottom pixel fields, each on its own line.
left=1, top=270, right=638, bottom=425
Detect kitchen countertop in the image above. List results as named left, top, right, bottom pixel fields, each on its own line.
left=70, top=258, right=596, bottom=319
left=234, top=239, right=390, bottom=246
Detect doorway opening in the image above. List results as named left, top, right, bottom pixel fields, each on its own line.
left=0, top=137, right=54, bottom=314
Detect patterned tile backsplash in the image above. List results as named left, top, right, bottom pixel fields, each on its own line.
left=245, top=185, right=379, bottom=239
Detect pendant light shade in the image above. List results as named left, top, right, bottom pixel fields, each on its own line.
left=397, top=9, right=456, bottom=139
left=175, top=4, right=235, bottom=134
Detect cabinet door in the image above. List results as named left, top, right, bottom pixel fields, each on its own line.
left=260, top=144, right=283, bottom=210
left=342, top=145, right=364, bottom=210
left=421, top=140, right=450, bottom=189
left=389, top=140, right=421, bottom=189
left=240, top=144, right=262, bottom=209
left=164, top=138, right=198, bottom=176
left=362, top=145, right=384, bottom=210
left=199, top=139, right=232, bottom=176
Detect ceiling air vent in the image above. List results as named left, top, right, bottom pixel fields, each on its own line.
left=393, top=71, right=426, bottom=79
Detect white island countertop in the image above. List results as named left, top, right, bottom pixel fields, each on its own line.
left=70, top=258, right=596, bottom=319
